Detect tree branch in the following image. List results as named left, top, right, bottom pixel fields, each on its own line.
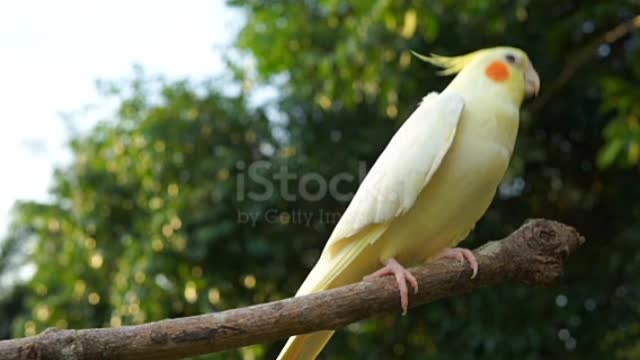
left=0, top=219, right=584, bottom=360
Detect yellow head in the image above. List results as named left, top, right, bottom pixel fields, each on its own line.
left=413, top=47, right=540, bottom=103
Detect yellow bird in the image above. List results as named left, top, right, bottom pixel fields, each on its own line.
left=277, top=46, right=540, bottom=360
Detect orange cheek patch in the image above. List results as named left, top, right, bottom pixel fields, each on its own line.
left=485, top=60, right=510, bottom=82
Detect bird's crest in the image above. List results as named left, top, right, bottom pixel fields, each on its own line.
left=411, top=49, right=484, bottom=76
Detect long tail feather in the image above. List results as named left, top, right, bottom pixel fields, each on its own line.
left=276, top=331, right=335, bottom=360
left=276, top=224, right=388, bottom=360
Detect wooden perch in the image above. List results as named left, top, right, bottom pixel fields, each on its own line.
left=0, top=219, right=584, bottom=360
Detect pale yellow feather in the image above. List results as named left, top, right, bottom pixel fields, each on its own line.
left=410, top=49, right=484, bottom=75
left=277, top=46, right=534, bottom=360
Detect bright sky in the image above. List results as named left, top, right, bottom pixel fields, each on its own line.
left=0, top=1, right=240, bottom=237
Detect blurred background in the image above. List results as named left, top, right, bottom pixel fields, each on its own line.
left=1, top=0, right=639, bottom=359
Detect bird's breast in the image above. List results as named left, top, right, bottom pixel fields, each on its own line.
left=378, top=103, right=519, bottom=265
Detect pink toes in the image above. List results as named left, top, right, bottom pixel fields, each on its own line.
left=436, top=248, right=479, bottom=279
left=363, top=249, right=478, bottom=316
left=364, top=258, right=418, bottom=315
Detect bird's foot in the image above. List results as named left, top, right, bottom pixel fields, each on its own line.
left=435, top=247, right=478, bottom=279
left=364, top=258, right=417, bottom=315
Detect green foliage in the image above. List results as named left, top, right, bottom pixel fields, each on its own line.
left=2, top=0, right=640, bottom=359
left=598, top=77, right=640, bottom=168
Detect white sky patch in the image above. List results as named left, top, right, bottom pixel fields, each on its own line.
left=0, top=0, right=242, bottom=237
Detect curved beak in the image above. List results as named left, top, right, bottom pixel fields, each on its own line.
left=525, top=61, right=540, bottom=97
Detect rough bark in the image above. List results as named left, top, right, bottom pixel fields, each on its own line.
left=0, top=219, right=585, bottom=360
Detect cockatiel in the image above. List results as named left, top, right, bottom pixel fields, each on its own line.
left=277, top=46, right=540, bottom=360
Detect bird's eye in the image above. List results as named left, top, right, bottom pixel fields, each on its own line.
left=505, top=54, right=517, bottom=64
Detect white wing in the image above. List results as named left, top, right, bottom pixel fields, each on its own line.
left=325, top=91, right=465, bottom=249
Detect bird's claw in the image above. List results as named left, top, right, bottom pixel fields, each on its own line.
left=435, top=247, right=478, bottom=278
left=364, top=258, right=417, bottom=315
